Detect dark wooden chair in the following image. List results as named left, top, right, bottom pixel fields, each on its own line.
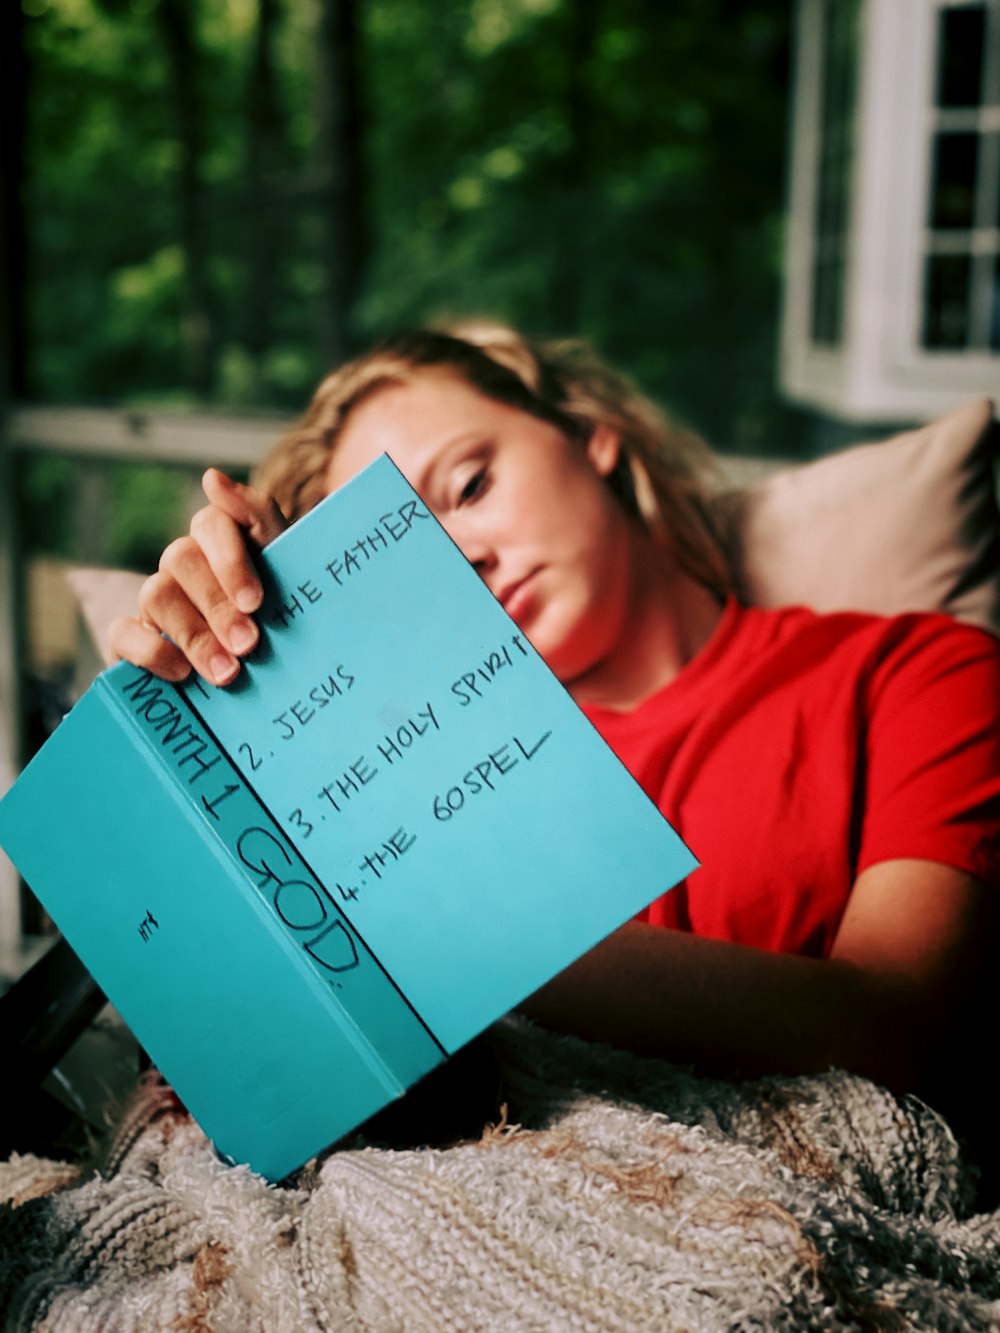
left=0, top=937, right=108, bottom=1159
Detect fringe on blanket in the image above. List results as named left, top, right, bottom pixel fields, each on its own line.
left=2, top=1017, right=999, bottom=1332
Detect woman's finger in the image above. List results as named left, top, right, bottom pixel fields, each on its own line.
left=188, top=504, right=267, bottom=615
left=139, top=564, right=246, bottom=685
left=110, top=470, right=288, bottom=684
left=201, top=468, right=288, bottom=548
left=107, top=615, right=193, bottom=681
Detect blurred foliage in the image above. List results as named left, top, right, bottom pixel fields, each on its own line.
left=18, top=453, right=191, bottom=570
left=22, top=0, right=325, bottom=409
left=17, top=455, right=77, bottom=558
left=362, top=0, right=803, bottom=456
left=19, top=0, right=806, bottom=511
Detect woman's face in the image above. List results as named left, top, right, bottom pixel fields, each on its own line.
left=324, top=368, right=641, bottom=686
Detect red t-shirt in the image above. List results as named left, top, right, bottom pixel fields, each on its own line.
left=582, top=600, right=1000, bottom=958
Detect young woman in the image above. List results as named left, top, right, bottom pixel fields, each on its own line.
left=109, top=325, right=1000, bottom=1144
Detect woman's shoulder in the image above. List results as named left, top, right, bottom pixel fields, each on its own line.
left=709, top=599, right=997, bottom=719
left=732, top=599, right=999, bottom=663
left=589, top=599, right=997, bottom=728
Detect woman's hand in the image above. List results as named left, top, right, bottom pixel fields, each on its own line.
left=107, top=468, right=288, bottom=684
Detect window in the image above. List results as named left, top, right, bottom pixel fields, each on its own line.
left=810, top=0, right=861, bottom=347
left=924, top=3, right=1000, bottom=352
left=781, top=0, right=1000, bottom=422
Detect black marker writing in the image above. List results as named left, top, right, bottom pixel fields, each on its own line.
left=433, top=730, right=552, bottom=820
left=202, top=782, right=240, bottom=821
left=376, top=702, right=440, bottom=765
left=318, top=755, right=378, bottom=813
left=120, top=670, right=221, bottom=785
left=360, top=826, right=417, bottom=881
left=138, top=908, right=159, bottom=942
left=238, top=741, right=263, bottom=772
left=324, top=500, right=431, bottom=587
left=450, top=634, right=530, bottom=706
left=273, top=665, right=356, bottom=741
left=269, top=578, right=323, bottom=629
left=236, top=826, right=359, bottom=973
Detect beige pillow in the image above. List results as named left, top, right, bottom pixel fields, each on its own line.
left=65, top=566, right=147, bottom=670
left=723, top=398, right=1000, bottom=634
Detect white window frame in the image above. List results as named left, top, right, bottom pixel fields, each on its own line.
left=781, top=0, right=1000, bottom=423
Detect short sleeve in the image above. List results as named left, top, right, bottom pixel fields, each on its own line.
left=857, top=616, right=1000, bottom=885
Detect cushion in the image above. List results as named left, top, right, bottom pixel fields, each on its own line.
left=721, top=398, right=1000, bottom=635
left=64, top=566, right=147, bottom=669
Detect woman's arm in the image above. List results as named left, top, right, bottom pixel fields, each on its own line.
left=107, top=469, right=286, bottom=683
left=522, top=857, right=994, bottom=1091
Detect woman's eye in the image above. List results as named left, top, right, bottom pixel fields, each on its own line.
left=458, top=468, right=488, bottom=504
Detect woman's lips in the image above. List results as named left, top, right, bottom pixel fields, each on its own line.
left=498, top=571, right=540, bottom=624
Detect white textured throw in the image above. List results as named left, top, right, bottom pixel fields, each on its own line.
left=2, top=1018, right=999, bottom=1331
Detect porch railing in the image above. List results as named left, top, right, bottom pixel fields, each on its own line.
left=0, top=405, right=291, bottom=965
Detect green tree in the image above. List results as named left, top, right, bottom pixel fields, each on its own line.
left=20, top=0, right=804, bottom=453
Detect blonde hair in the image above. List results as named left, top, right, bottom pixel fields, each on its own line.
left=254, top=323, right=731, bottom=598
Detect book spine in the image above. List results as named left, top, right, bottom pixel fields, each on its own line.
left=98, top=664, right=445, bottom=1082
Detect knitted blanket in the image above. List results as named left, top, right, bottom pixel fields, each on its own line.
left=2, top=1018, right=999, bottom=1331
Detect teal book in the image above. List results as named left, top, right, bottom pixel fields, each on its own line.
left=0, top=455, right=697, bottom=1180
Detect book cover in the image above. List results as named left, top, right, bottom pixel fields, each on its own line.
left=0, top=454, right=698, bottom=1179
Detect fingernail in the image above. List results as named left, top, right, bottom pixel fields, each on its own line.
left=210, top=652, right=239, bottom=684
left=229, top=620, right=258, bottom=654
left=235, top=586, right=261, bottom=614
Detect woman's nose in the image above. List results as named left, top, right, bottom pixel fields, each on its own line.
left=438, top=515, right=496, bottom=579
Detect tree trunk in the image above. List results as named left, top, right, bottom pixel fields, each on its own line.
left=244, top=0, right=283, bottom=369
left=156, top=0, right=220, bottom=399
left=314, top=0, right=366, bottom=366
left=548, top=0, right=600, bottom=331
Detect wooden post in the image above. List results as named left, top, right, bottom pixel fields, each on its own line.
left=0, top=430, right=26, bottom=959
left=0, top=0, right=27, bottom=958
